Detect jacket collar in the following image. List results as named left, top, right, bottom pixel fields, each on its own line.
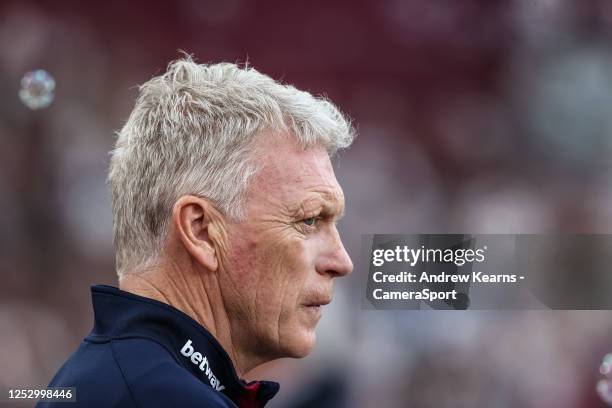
left=88, top=285, right=279, bottom=407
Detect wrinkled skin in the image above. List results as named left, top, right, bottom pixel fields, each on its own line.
left=219, top=132, right=353, bottom=363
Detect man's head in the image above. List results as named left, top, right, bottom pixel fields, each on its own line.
left=108, top=57, right=355, bottom=362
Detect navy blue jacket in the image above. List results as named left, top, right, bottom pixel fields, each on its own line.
left=37, top=285, right=279, bottom=407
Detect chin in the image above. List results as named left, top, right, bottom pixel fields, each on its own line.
left=282, top=330, right=317, bottom=358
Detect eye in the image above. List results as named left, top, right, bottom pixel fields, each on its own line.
left=302, top=217, right=317, bottom=227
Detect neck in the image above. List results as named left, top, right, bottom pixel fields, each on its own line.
left=119, top=257, right=254, bottom=377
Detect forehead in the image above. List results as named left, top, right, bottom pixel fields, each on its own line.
left=247, top=133, right=344, bottom=213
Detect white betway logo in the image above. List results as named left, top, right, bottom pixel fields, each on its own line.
left=180, top=339, right=225, bottom=391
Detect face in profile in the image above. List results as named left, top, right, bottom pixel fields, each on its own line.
left=219, top=133, right=353, bottom=361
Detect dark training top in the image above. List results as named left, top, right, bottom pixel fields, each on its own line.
left=37, top=285, right=279, bottom=408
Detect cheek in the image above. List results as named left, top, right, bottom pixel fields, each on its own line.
left=256, top=238, right=310, bottom=317
left=250, top=236, right=315, bottom=353
left=222, top=227, right=310, bottom=319
left=222, top=224, right=318, bottom=356
left=272, top=240, right=321, bottom=354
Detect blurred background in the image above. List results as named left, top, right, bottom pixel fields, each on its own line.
left=2, top=0, right=612, bottom=406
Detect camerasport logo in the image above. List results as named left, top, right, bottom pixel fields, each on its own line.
left=180, top=340, right=225, bottom=391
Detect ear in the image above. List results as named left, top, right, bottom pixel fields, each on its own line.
left=172, top=195, right=224, bottom=272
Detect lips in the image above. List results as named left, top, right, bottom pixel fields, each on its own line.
left=303, top=296, right=332, bottom=308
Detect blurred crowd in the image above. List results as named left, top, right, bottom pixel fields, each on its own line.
left=2, top=0, right=612, bottom=406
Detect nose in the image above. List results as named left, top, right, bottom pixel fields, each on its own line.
left=316, top=225, right=354, bottom=278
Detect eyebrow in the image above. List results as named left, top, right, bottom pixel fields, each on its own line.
left=296, top=194, right=345, bottom=221
left=334, top=205, right=346, bottom=221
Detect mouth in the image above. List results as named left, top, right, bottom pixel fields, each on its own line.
left=303, top=297, right=332, bottom=311
left=304, top=296, right=331, bottom=307
left=304, top=305, right=322, bottom=314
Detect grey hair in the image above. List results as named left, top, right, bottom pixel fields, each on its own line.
left=107, top=57, right=355, bottom=277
